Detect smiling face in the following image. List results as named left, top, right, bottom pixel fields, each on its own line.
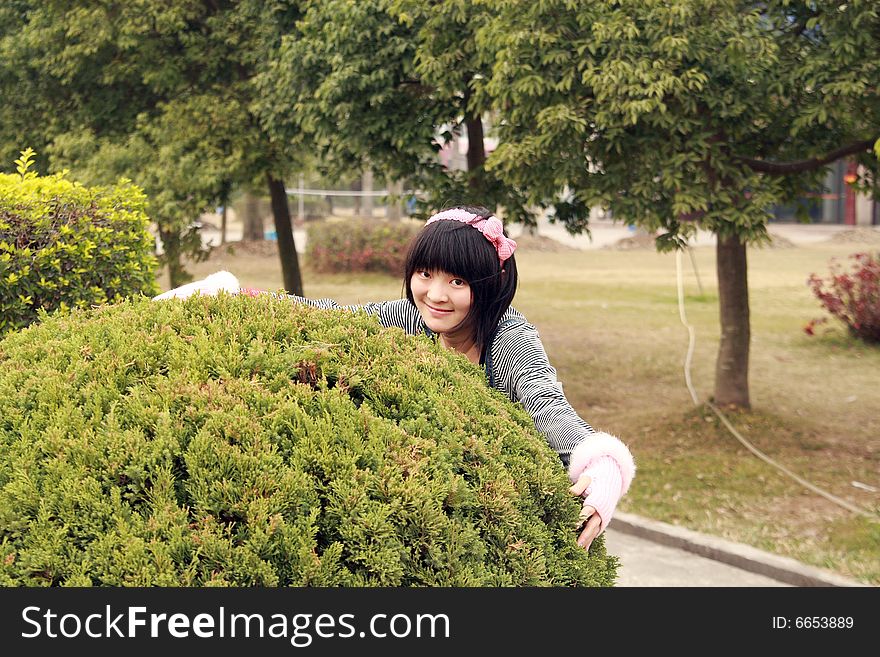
left=404, top=215, right=518, bottom=353
left=409, top=268, right=473, bottom=336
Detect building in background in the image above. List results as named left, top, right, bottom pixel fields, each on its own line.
left=771, top=159, right=878, bottom=225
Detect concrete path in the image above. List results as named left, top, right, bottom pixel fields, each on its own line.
left=604, top=512, right=867, bottom=588
left=604, top=528, right=789, bottom=587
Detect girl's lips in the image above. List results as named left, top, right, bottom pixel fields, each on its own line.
left=425, top=304, right=453, bottom=314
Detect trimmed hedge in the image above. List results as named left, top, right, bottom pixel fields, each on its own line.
left=0, top=163, right=159, bottom=337
left=306, top=219, right=421, bottom=275
left=0, top=294, right=617, bottom=586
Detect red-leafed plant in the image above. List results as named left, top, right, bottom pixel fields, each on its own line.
left=807, top=252, right=880, bottom=343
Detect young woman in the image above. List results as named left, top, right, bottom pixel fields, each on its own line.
left=155, top=206, right=636, bottom=550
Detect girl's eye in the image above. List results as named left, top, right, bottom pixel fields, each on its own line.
left=417, top=270, right=430, bottom=278
left=451, top=278, right=466, bottom=287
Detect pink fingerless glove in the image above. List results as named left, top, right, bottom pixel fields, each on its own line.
left=567, top=432, right=636, bottom=533
left=578, top=456, right=623, bottom=533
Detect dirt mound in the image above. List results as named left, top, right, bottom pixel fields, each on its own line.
left=825, top=227, right=880, bottom=245
left=763, top=233, right=797, bottom=249
left=215, top=239, right=280, bottom=258
left=511, top=232, right=579, bottom=252
left=602, top=231, right=657, bottom=251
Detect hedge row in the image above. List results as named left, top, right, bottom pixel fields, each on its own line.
left=306, top=219, right=421, bottom=275
left=0, top=294, right=617, bottom=586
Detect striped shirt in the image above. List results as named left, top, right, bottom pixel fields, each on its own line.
left=291, top=296, right=596, bottom=466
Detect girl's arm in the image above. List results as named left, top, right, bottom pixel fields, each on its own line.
left=491, top=320, right=636, bottom=532
left=153, top=271, right=422, bottom=333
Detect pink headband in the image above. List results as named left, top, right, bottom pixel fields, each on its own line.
left=425, top=209, right=517, bottom=264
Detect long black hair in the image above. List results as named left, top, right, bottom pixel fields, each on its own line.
left=403, top=205, right=518, bottom=357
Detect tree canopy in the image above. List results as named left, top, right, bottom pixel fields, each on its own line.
left=0, top=0, right=307, bottom=291
left=262, top=0, right=530, bottom=219
left=479, top=0, right=879, bottom=406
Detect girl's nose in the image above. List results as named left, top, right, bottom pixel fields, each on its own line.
left=426, top=281, right=448, bottom=302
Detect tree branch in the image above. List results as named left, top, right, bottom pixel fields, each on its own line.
left=737, top=140, right=875, bottom=175
left=398, top=79, right=436, bottom=96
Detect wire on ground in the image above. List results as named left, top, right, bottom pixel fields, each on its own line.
left=674, top=249, right=878, bottom=521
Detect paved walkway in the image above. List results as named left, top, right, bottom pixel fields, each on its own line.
left=604, top=528, right=789, bottom=587
left=604, top=512, right=867, bottom=588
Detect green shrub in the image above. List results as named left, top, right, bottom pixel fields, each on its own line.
left=0, top=150, right=159, bottom=337
left=0, top=294, right=617, bottom=586
left=306, top=219, right=421, bottom=275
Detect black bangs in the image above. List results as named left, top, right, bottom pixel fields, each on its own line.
left=403, top=209, right=519, bottom=355
left=406, top=220, right=500, bottom=282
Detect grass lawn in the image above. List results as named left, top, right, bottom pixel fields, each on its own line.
left=161, top=235, right=880, bottom=585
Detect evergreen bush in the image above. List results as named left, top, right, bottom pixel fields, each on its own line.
left=306, top=219, right=421, bottom=275
left=0, top=294, right=617, bottom=586
left=0, top=149, right=159, bottom=337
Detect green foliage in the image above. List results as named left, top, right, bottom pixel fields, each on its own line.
left=261, top=0, right=440, bottom=178
left=480, top=0, right=880, bottom=241
left=0, top=153, right=159, bottom=336
left=0, top=294, right=617, bottom=586
left=476, top=0, right=880, bottom=404
left=0, top=1, right=309, bottom=288
left=262, top=0, right=531, bottom=220
left=14, top=147, right=37, bottom=180
left=306, top=219, right=422, bottom=275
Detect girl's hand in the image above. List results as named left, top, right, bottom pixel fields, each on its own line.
left=569, top=473, right=602, bottom=551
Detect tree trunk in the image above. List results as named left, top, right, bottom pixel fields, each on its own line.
left=351, top=178, right=362, bottom=217
left=362, top=169, right=374, bottom=219
left=158, top=225, right=188, bottom=289
left=386, top=179, right=403, bottom=222
left=242, top=191, right=264, bottom=241
left=267, top=175, right=304, bottom=296
left=714, top=233, right=750, bottom=408
left=220, top=179, right=231, bottom=245
left=464, top=112, right=485, bottom=193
